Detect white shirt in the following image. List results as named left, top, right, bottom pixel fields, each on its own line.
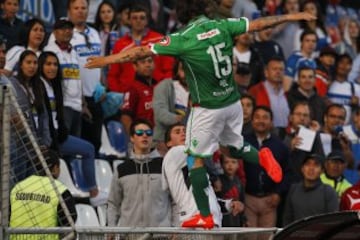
left=71, top=26, right=101, bottom=97
left=44, top=42, right=82, bottom=112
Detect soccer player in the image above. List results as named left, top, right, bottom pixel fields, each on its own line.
left=85, top=0, right=316, bottom=228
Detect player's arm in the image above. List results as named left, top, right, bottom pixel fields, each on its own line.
left=85, top=46, right=154, bottom=69
left=248, top=12, right=316, bottom=32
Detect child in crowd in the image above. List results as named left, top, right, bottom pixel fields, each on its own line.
left=216, top=154, right=247, bottom=227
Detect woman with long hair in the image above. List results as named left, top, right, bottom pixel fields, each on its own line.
left=9, top=50, right=50, bottom=182
left=94, top=0, right=119, bottom=56
left=293, top=0, right=330, bottom=53
left=4, top=18, right=46, bottom=76
left=94, top=1, right=128, bottom=85
left=38, top=51, right=107, bottom=206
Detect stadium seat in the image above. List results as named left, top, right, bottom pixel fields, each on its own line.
left=97, top=204, right=107, bottom=227
left=70, top=158, right=88, bottom=192
left=99, top=124, right=126, bottom=158
left=106, top=121, right=128, bottom=153
left=58, top=159, right=89, bottom=198
left=75, top=204, right=100, bottom=227
left=95, top=159, right=113, bottom=195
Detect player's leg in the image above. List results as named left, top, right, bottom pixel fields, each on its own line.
left=182, top=107, right=222, bottom=228
left=219, top=102, right=283, bottom=183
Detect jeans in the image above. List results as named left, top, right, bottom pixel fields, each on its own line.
left=59, top=135, right=97, bottom=191
left=63, top=107, right=82, bottom=137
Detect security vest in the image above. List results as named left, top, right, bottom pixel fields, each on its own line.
left=320, top=173, right=352, bottom=198
left=10, top=175, right=67, bottom=240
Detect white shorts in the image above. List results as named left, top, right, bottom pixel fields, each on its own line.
left=185, top=101, right=244, bottom=157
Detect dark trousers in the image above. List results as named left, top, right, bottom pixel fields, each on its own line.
left=81, top=97, right=103, bottom=154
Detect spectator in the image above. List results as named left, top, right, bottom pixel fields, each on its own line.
left=162, top=123, right=242, bottom=227
left=164, top=123, right=186, bottom=150
left=240, top=94, right=255, bottom=136
left=334, top=18, right=359, bottom=59
left=340, top=164, right=360, bottom=210
left=284, top=102, right=324, bottom=182
left=107, top=119, right=171, bottom=227
left=252, top=16, right=285, bottom=65
left=68, top=0, right=103, bottom=154
left=9, top=149, right=77, bottom=238
left=283, top=153, right=338, bottom=226
left=121, top=56, right=157, bottom=135
left=243, top=106, right=291, bottom=231
left=114, top=3, right=131, bottom=38
left=341, top=106, right=360, bottom=184
left=216, top=0, right=235, bottom=18
left=107, top=4, right=173, bottom=93
left=327, top=53, right=360, bottom=124
left=284, top=29, right=317, bottom=91
left=38, top=51, right=107, bottom=206
left=314, top=46, right=337, bottom=97
left=93, top=0, right=121, bottom=85
left=0, top=0, right=24, bottom=51
left=287, top=66, right=327, bottom=124
left=94, top=1, right=118, bottom=57
left=9, top=50, right=50, bottom=149
left=233, top=32, right=264, bottom=89
left=217, top=154, right=247, bottom=227
left=0, top=35, right=6, bottom=70
left=348, top=37, right=360, bottom=84
left=325, top=0, right=348, bottom=33
left=153, top=60, right=188, bottom=155
left=248, top=56, right=290, bottom=137
left=293, top=0, right=330, bottom=53
left=272, top=0, right=301, bottom=59
left=320, top=150, right=352, bottom=198
left=44, top=19, right=82, bottom=137
left=4, top=18, right=46, bottom=76
left=320, top=104, right=354, bottom=166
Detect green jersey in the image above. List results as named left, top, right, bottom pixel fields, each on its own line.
left=151, top=15, right=249, bottom=108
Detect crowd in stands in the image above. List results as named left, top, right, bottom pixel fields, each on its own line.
left=1, top=0, right=360, bottom=230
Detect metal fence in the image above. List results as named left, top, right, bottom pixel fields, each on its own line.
left=0, top=79, right=280, bottom=240
left=5, top=227, right=279, bottom=240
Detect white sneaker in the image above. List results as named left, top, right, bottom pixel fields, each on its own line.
left=90, top=191, right=108, bottom=206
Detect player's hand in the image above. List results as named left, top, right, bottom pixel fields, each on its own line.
left=85, top=56, right=109, bottom=69
left=289, top=12, right=317, bottom=21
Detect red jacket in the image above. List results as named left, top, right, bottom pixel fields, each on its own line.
left=121, top=75, right=156, bottom=126
left=248, top=82, right=271, bottom=107
left=107, top=30, right=174, bottom=93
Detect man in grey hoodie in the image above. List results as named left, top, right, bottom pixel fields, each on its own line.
left=107, top=119, right=171, bottom=227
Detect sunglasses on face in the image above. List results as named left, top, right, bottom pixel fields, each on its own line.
left=134, top=129, right=153, bottom=137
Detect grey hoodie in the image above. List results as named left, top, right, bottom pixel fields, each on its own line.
left=107, top=149, right=171, bottom=227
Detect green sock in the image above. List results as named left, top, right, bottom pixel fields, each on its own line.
left=229, top=141, right=259, bottom=164
left=189, top=167, right=211, bottom=217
